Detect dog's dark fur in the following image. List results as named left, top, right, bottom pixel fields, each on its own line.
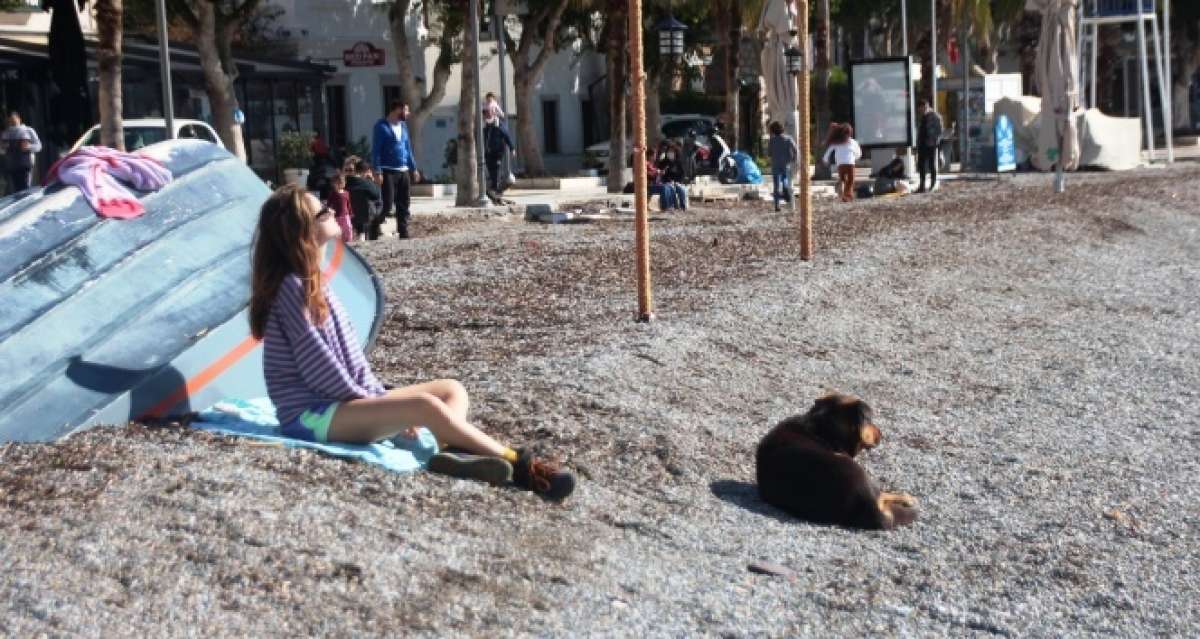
left=755, top=394, right=918, bottom=530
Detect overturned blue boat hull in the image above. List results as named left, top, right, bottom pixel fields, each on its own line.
left=0, top=140, right=383, bottom=442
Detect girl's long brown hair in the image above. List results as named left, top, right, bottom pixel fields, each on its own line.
left=826, top=122, right=853, bottom=146
left=249, top=184, right=329, bottom=339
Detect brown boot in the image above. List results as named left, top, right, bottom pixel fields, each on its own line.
left=512, top=449, right=576, bottom=502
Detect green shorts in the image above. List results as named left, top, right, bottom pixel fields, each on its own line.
left=280, top=402, right=340, bottom=443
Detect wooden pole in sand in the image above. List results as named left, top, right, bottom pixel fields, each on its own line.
left=797, top=0, right=813, bottom=260
left=630, top=0, right=654, bottom=321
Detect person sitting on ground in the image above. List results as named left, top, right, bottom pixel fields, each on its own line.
left=767, top=121, right=799, bottom=211
left=653, top=140, right=688, bottom=211
left=345, top=160, right=383, bottom=242
left=249, top=184, right=577, bottom=500
left=326, top=172, right=354, bottom=243
left=873, top=154, right=911, bottom=196
left=823, top=123, right=862, bottom=203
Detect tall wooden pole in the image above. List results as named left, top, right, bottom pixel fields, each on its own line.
left=630, top=0, right=654, bottom=321
left=797, top=0, right=812, bottom=260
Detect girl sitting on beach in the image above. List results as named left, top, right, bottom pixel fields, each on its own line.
left=248, top=184, right=576, bottom=500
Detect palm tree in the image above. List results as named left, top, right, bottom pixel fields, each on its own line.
left=388, top=0, right=459, bottom=167
left=813, top=0, right=831, bottom=148
left=604, top=0, right=627, bottom=193
left=503, top=0, right=573, bottom=177
left=455, top=0, right=481, bottom=205
left=947, top=0, right=1025, bottom=74
left=95, top=0, right=124, bottom=150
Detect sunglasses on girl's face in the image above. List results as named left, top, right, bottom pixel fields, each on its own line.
left=315, top=205, right=334, bottom=220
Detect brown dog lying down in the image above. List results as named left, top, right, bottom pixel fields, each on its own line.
left=756, top=393, right=918, bottom=530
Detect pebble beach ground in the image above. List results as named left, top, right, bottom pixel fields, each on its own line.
left=2, top=167, right=1198, bottom=636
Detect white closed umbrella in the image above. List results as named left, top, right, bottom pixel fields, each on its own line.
left=1029, top=0, right=1081, bottom=192
left=758, top=0, right=798, bottom=134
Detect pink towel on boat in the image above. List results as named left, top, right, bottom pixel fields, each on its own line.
left=45, top=146, right=173, bottom=219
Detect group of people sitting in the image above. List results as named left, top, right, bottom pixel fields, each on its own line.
left=308, top=155, right=390, bottom=243
left=646, top=139, right=689, bottom=211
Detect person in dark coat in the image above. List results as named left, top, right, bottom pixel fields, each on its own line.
left=483, top=117, right=515, bottom=204
left=681, top=129, right=699, bottom=183
left=653, top=140, right=688, bottom=210
left=345, top=159, right=383, bottom=241
left=916, top=100, right=944, bottom=193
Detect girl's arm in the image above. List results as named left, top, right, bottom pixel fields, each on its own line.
left=276, top=278, right=376, bottom=400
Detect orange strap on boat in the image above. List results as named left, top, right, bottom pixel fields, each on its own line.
left=139, top=241, right=347, bottom=419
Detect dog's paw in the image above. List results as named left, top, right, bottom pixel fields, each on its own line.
left=889, top=502, right=919, bottom=527
left=881, top=492, right=919, bottom=509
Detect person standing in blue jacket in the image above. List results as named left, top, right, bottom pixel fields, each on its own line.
left=371, top=101, right=421, bottom=240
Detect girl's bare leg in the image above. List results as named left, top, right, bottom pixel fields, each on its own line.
left=327, top=382, right=504, bottom=456
left=383, top=379, right=468, bottom=422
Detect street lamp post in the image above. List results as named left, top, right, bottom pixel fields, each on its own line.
left=784, top=44, right=804, bottom=215
left=793, top=3, right=812, bottom=260
left=155, top=0, right=174, bottom=140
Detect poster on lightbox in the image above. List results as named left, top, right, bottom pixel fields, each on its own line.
left=849, top=57, right=914, bottom=149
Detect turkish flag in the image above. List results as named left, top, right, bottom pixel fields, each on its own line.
left=947, top=36, right=960, bottom=65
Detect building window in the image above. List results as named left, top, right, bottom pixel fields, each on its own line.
left=326, top=85, right=348, bottom=154
left=382, top=85, right=403, bottom=114
left=541, top=98, right=559, bottom=155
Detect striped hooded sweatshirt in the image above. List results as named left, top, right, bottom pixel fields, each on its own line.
left=262, top=273, right=385, bottom=424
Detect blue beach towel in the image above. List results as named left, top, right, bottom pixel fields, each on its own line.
left=191, top=397, right=439, bottom=474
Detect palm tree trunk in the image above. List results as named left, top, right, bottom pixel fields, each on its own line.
left=813, top=0, right=831, bottom=149
left=455, top=0, right=481, bottom=206
left=514, top=76, right=545, bottom=176
left=606, top=8, right=627, bottom=194
left=194, top=4, right=247, bottom=161
left=725, top=9, right=741, bottom=149
left=1173, top=41, right=1200, bottom=130
left=95, top=0, right=124, bottom=150
left=645, top=69, right=663, bottom=148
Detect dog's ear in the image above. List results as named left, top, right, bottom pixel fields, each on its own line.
left=810, top=394, right=841, bottom=417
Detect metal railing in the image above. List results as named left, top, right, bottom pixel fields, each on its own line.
left=1087, top=0, right=1156, bottom=17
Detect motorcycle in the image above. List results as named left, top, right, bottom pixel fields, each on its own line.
left=686, top=132, right=738, bottom=184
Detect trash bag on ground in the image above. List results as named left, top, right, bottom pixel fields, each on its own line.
left=731, top=151, right=763, bottom=184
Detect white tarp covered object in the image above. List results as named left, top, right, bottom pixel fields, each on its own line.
left=757, top=0, right=797, bottom=134
left=993, top=96, right=1143, bottom=171
left=1028, top=0, right=1081, bottom=184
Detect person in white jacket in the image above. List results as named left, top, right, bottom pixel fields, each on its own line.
left=3, top=111, right=41, bottom=195
left=822, top=123, right=862, bottom=202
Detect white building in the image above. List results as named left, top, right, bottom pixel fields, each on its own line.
left=270, top=0, right=606, bottom=178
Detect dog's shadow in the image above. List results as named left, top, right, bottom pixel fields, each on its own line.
left=710, top=480, right=796, bottom=525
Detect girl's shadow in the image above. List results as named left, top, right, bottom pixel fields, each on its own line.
left=709, top=479, right=796, bottom=525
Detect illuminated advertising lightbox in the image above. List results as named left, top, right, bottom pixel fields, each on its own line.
left=849, top=57, right=914, bottom=149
